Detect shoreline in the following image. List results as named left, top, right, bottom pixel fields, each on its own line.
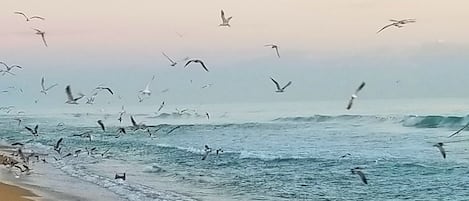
left=0, top=181, right=38, bottom=201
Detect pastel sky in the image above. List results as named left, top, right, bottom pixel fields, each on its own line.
left=1, top=0, right=469, bottom=108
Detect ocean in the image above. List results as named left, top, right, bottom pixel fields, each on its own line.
left=2, top=99, right=469, bottom=201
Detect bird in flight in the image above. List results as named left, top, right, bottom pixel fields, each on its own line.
left=40, top=77, right=58, bottom=95
left=14, top=11, right=45, bottom=21
left=162, top=52, right=177, bottom=66
left=346, top=82, right=366, bottom=110
left=202, top=145, right=212, bottom=160
left=65, top=85, right=85, bottom=104
left=0, top=62, right=22, bottom=76
left=95, top=86, right=114, bottom=95
left=377, top=19, right=416, bottom=34
left=33, top=28, right=48, bottom=47
left=97, top=120, right=105, bottom=132
left=265, top=44, right=280, bottom=58
left=270, top=77, right=292, bottom=93
left=185, top=59, right=209, bottom=72
left=140, top=75, right=155, bottom=96
left=351, top=167, right=368, bottom=184
left=25, top=125, right=39, bottom=137
left=434, top=142, right=446, bottom=159
left=219, top=10, right=233, bottom=27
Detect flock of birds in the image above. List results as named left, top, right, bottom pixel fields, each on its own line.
left=1, top=7, right=459, bottom=189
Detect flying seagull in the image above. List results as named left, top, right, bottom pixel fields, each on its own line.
left=346, top=82, right=366, bottom=110
left=140, top=75, right=155, bottom=96
left=54, top=138, right=63, bottom=154
left=40, top=77, right=58, bottom=94
left=434, top=142, right=446, bottom=159
left=162, top=52, right=177, bottom=66
left=219, top=10, right=233, bottom=27
left=156, top=101, right=165, bottom=114
left=185, top=59, right=209, bottom=72
left=96, top=86, right=114, bottom=95
left=0, top=62, right=22, bottom=76
left=97, top=120, right=105, bottom=132
left=270, top=77, right=292, bottom=93
left=25, top=125, right=39, bottom=136
left=65, top=85, right=85, bottom=104
left=377, top=19, right=416, bottom=34
left=448, top=122, right=469, bottom=138
left=14, top=11, right=45, bottom=21
left=265, top=44, right=280, bottom=58
left=351, top=167, right=368, bottom=184
left=205, top=112, right=210, bottom=120
left=202, top=145, right=212, bottom=160
left=33, top=28, right=48, bottom=47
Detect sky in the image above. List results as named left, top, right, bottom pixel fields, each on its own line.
left=2, top=0, right=469, bottom=111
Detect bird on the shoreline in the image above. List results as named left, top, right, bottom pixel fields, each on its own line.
left=97, top=120, right=105, bottom=132
left=40, top=77, right=58, bottom=94
left=351, top=167, right=368, bottom=184
left=65, top=85, right=85, bottom=104
left=377, top=19, right=416, bottom=34
left=265, top=44, right=280, bottom=58
left=140, top=75, right=155, bottom=96
left=434, top=142, right=446, bottom=159
left=346, top=81, right=366, bottom=110
left=33, top=28, right=48, bottom=47
left=0, top=62, right=22, bottom=76
left=448, top=122, right=469, bottom=138
left=25, top=125, right=39, bottom=136
left=270, top=77, right=292, bottom=93
left=162, top=52, right=177, bottom=66
left=219, top=9, right=233, bottom=27
left=185, top=59, right=209, bottom=72
left=14, top=12, right=45, bottom=21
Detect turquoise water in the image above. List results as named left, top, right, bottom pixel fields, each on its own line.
left=2, top=100, right=469, bottom=200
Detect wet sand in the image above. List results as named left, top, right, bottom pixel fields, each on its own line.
left=0, top=181, right=38, bottom=201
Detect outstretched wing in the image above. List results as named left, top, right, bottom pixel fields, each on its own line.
left=274, top=47, right=280, bottom=58
left=162, top=52, right=176, bottom=64
left=14, top=12, right=28, bottom=21
left=355, top=82, right=366, bottom=93
left=281, top=81, right=292, bottom=91
left=270, top=77, right=281, bottom=90
left=45, top=83, right=58, bottom=91
left=55, top=138, right=63, bottom=149
left=448, top=122, right=469, bottom=137
left=377, top=23, right=396, bottom=33
left=346, top=97, right=354, bottom=110
left=65, top=85, right=75, bottom=101
left=198, top=61, right=209, bottom=72
left=356, top=171, right=368, bottom=184
left=130, top=116, right=138, bottom=127
left=437, top=146, right=446, bottom=159
left=30, top=16, right=45, bottom=20
left=41, top=77, right=46, bottom=90
left=221, top=10, right=226, bottom=22
left=184, top=60, right=194, bottom=68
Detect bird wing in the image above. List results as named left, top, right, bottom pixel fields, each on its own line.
left=355, top=82, right=366, bottom=93
left=202, top=151, right=210, bottom=160
left=41, top=34, right=48, bottom=47
left=34, top=125, right=39, bottom=133
left=55, top=138, right=63, bottom=149
left=274, top=47, right=280, bottom=58
left=221, top=10, right=226, bottom=22
left=97, top=120, right=105, bottom=131
left=156, top=101, right=165, bottom=113
left=448, top=122, right=469, bottom=137
left=346, top=97, right=354, bottom=110
left=356, top=171, right=368, bottom=184
left=437, top=146, right=446, bottom=158
left=198, top=61, right=209, bottom=72
left=25, top=126, right=34, bottom=134
left=130, top=116, right=138, bottom=127
left=14, top=12, right=28, bottom=21
left=65, top=85, right=75, bottom=101
left=30, top=16, right=45, bottom=20
left=270, top=77, right=281, bottom=90
left=162, top=52, right=176, bottom=64
left=45, top=83, right=58, bottom=91
left=281, top=81, right=292, bottom=91
left=41, top=77, right=46, bottom=90
left=227, top=16, right=233, bottom=22
left=0, top=62, right=9, bottom=69
left=184, top=60, right=194, bottom=68
left=376, top=23, right=396, bottom=33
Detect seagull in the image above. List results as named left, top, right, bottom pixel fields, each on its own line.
left=97, top=120, right=105, bottom=132
left=40, top=77, right=58, bottom=94
left=33, top=28, right=48, bottom=47
left=434, top=142, right=446, bottom=159
left=65, top=85, right=85, bottom=104
left=351, top=167, right=368, bottom=184
left=219, top=10, right=233, bottom=27
left=202, top=145, right=212, bottom=160
left=95, top=86, right=114, bottom=95
left=140, top=75, right=155, bottom=96
left=205, top=112, right=210, bottom=120
left=340, top=153, right=352, bottom=158
left=115, top=173, right=126, bottom=180
left=346, top=82, right=366, bottom=110
left=72, top=131, right=93, bottom=141
left=216, top=148, right=223, bottom=155
left=0, top=62, right=22, bottom=76
left=54, top=138, right=63, bottom=154
left=14, top=12, right=45, bottom=21
left=448, top=122, right=469, bottom=138
left=377, top=19, right=416, bottom=34
left=25, top=125, right=39, bottom=136
left=118, top=105, right=125, bottom=123
left=270, top=77, right=292, bottom=93
left=13, top=118, right=22, bottom=126
left=185, top=59, right=209, bottom=72
left=265, top=44, right=280, bottom=58
left=162, top=52, right=177, bottom=66
left=156, top=101, right=165, bottom=114
left=130, top=116, right=146, bottom=131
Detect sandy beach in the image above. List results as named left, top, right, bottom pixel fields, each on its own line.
left=0, top=181, right=38, bottom=201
